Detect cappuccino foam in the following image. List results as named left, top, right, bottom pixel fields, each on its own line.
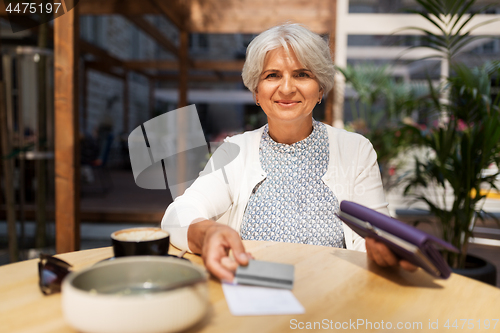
left=113, top=228, right=168, bottom=242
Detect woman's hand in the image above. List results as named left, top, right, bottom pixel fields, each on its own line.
left=188, top=220, right=251, bottom=281
left=365, top=237, right=418, bottom=272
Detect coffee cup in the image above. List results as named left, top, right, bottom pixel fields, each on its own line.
left=111, top=227, right=170, bottom=257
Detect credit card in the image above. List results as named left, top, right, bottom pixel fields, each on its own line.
left=235, top=260, right=294, bottom=289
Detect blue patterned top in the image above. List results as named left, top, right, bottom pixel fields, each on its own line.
left=240, top=120, right=345, bottom=248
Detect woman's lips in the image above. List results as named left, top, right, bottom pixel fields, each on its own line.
left=275, top=100, right=300, bottom=107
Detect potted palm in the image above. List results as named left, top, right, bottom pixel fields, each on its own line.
left=402, top=62, right=500, bottom=270
left=400, top=0, right=500, bottom=278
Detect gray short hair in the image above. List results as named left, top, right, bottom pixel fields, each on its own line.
left=242, top=23, right=335, bottom=96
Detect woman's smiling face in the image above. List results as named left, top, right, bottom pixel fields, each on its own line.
left=255, top=47, right=323, bottom=126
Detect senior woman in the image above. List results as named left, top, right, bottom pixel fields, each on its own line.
left=162, top=23, right=416, bottom=281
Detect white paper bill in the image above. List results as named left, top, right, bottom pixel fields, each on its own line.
left=222, top=282, right=305, bottom=316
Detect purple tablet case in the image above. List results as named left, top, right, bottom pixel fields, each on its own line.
left=337, top=201, right=458, bottom=279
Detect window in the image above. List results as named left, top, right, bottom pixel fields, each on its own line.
left=189, top=34, right=209, bottom=52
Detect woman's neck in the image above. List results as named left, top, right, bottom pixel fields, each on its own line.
left=267, top=118, right=314, bottom=144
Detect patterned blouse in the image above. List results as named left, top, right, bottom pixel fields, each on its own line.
left=240, top=120, right=345, bottom=248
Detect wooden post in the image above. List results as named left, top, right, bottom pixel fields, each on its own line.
left=54, top=1, right=80, bottom=253
left=34, top=5, right=51, bottom=249
left=82, top=64, right=88, bottom=132
left=324, top=0, right=337, bottom=125
left=0, top=48, right=19, bottom=262
left=35, top=49, right=49, bottom=249
left=0, top=129, right=2, bottom=209
left=123, top=70, right=129, bottom=134
left=5, top=53, right=25, bottom=251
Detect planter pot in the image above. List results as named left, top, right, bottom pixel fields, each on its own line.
left=451, top=255, right=497, bottom=286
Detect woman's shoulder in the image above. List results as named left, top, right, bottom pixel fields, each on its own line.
left=208, top=126, right=264, bottom=165
left=223, top=126, right=265, bottom=147
left=322, top=123, right=372, bottom=146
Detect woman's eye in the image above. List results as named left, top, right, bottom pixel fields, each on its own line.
left=297, top=72, right=310, bottom=78
left=265, top=73, right=278, bottom=79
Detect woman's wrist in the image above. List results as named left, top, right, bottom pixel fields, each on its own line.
left=187, top=219, right=216, bottom=254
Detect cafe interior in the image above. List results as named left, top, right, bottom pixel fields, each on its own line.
left=1, top=0, right=500, bottom=332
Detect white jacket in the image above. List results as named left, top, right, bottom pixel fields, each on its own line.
left=161, top=124, right=389, bottom=252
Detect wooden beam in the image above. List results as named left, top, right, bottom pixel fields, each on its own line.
left=124, top=59, right=245, bottom=71
left=124, top=60, right=177, bottom=70
left=85, top=61, right=126, bottom=79
left=29, top=0, right=500, bottom=35
left=188, top=0, right=331, bottom=33
left=146, top=0, right=186, bottom=30
left=154, top=74, right=242, bottom=82
left=77, top=0, right=159, bottom=16
left=76, top=0, right=330, bottom=33
left=76, top=0, right=332, bottom=33
left=193, top=60, right=245, bottom=71
left=54, top=0, right=80, bottom=253
left=1, top=15, right=152, bottom=80
left=0, top=15, right=130, bottom=75
left=80, top=40, right=152, bottom=78
left=79, top=40, right=123, bottom=67
left=0, top=15, right=137, bottom=75
left=77, top=0, right=188, bottom=29
left=123, top=15, right=179, bottom=57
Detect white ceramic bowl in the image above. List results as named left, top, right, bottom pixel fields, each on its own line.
left=62, top=256, right=208, bottom=333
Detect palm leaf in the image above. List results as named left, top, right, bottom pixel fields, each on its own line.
left=406, top=9, right=449, bottom=35
left=416, top=0, right=443, bottom=17
left=454, top=17, right=500, bottom=41
left=450, top=0, right=477, bottom=32
left=449, top=0, right=469, bottom=18
left=448, top=35, right=495, bottom=56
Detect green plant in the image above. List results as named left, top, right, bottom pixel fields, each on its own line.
left=402, top=0, right=498, bottom=66
left=403, top=63, right=500, bottom=269
left=338, top=64, right=391, bottom=127
left=399, top=0, right=500, bottom=269
left=339, top=64, right=427, bottom=189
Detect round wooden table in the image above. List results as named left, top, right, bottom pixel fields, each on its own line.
left=1, top=241, right=499, bottom=333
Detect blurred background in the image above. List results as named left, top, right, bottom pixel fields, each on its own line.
left=0, top=0, right=499, bottom=284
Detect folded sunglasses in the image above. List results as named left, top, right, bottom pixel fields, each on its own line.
left=38, top=254, right=72, bottom=295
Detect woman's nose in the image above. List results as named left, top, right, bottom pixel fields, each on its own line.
left=278, top=76, right=296, bottom=95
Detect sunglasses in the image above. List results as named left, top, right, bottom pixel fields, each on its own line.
left=38, top=254, right=73, bottom=295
